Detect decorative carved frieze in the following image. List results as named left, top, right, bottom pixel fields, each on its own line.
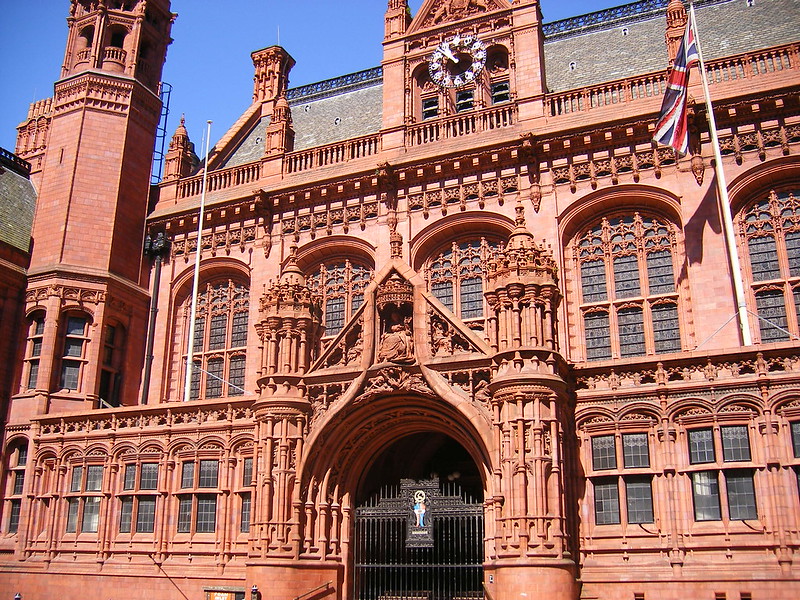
left=26, top=284, right=105, bottom=305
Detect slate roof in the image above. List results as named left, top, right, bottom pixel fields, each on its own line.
left=219, top=0, right=800, bottom=168
left=0, top=148, right=35, bottom=254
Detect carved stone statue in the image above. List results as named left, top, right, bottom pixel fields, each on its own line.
left=378, top=313, right=414, bottom=363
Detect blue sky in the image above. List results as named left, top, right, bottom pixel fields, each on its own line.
left=0, top=0, right=621, bottom=152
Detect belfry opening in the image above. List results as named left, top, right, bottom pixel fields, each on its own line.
left=354, top=432, right=485, bottom=600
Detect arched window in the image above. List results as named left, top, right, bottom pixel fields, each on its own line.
left=425, top=238, right=500, bottom=321
left=740, top=188, right=800, bottom=342
left=23, top=312, right=45, bottom=390
left=59, top=313, right=91, bottom=391
left=183, top=279, right=249, bottom=400
left=574, top=213, right=682, bottom=360
left=308, top=260, right=373, bottom=338
left=3, top=441, right=28, bottom=534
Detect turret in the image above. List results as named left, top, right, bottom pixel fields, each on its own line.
left=162, top=115, right=199, bottom=181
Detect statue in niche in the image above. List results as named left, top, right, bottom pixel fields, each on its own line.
left=378, top=311, right=414, bottom=364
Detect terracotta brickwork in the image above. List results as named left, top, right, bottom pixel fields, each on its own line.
left=2, top=1, right=800, bottom=599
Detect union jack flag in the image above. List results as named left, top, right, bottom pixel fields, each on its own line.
left=653, top=16, right=700, bottom=155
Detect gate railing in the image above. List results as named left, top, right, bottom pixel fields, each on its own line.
left=292, top=581, right=332, bottom=600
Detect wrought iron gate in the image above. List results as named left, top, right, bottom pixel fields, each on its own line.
left=354, top=478, right=484, bottom=600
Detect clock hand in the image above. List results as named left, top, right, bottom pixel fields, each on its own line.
left=441, top=42, right=459, bottom=64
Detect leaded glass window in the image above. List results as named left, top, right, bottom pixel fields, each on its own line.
left=308, top=260, right=373, bottom=337
left=183, top=279, right=250, bottom=399
left=575, top=213, right=682, bottom=360
left=725, top=470, right=757, bottom=520
left=622, top=433, right=650, bottom=468
left=426, top=238, right=500, bottom=321
left=792, top=421, right=800, bottom=458
left=61, top=314, right=89, bottom=391
left=592, top=435, right=617, bottom=470
left=741, top=189, right=800, bottom=342
left=689, top=428, right=715, bottom=464
left=593, top=478, right=620, bottom=525
left=692, top=470, right=722, bottom=521
left=721, top=425, right=751, bottom=462
left=65, top=463, right=103, bottom=534
left=176, top=461, right=220, bottom=534
left=24, top=313, right=45, bottom=390
left=625, top=477, right=654, bottom=524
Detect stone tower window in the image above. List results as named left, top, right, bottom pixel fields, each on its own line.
left=23, top=312, right=45, bottom=390
left=739, top=188, right=800, bottom=342
left=184, top=279, right=249, bottom=400
left=59, top=314, right=90, bottom=391
left=574, top=213, right=682, bottom=360
left=3, top=442, right=28, bottom=534
left=426, top=238, right=500, bottom=321
left=308, top=260, right=373, bottom=338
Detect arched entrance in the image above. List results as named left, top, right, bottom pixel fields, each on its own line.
left=354, top=432, right=484, bottom=600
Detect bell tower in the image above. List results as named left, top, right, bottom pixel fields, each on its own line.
left=12, top=0, right=174, bottom=419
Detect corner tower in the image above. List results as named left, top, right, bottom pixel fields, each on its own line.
left=12, top=0, right=174, bottom=418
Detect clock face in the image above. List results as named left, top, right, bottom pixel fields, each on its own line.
left=428, top=35, right=487, bottom=89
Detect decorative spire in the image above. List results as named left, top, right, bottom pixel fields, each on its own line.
left=264, top=94, right=295, bottom=155
left=162, top=115, right=199, bottom=181
left=251, top=46, right=296, bottom=104
left=385, top=0, right=412, bottom=39
left=665, top=0, right=688, bottom=65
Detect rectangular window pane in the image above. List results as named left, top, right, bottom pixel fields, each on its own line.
left=585, top=311, right=611, bottom=361
left=455, top=90, right=474, bottom=112
left=192, top=317, right=206, bottom=353
left=228, top=355, right=246, bottom=396
left=66, top=316, right=86, bottom=336
left=460, top=277, right=483, bottom=319
left=230, top=312, right=248, bottom=348
left=17, top=446, right=28, bottom=466
left=593, top=479, right=620, bottom=525
left=792, top=422, right=800, bottom=458
left=756, top=289, right=789, bottom=342
left=614, top=254, right=641, bottom=298
left=491, top=81, right=510, bottom=104
left=325, top=296, right=345, bottom=336
left=13, top=471, right=25, bottom=496
left=64, top=338, right=84, bottom=357
left=432, top=281, right=454, bottom=311
left=692, top=471, right=722, bottom=521
left=721, top=426, right=751, bottom=462
left=81, top=497, right=100, bottom=533
left=139, top=463, right=159, bottom=490
left=206, top=358, right=223, bottom=399
left=61, top=360, right=81, bottom=390
left=688, top=428, right=715, bottom=464
left=726, top=470, right=757, bottom=520
left=177, top=496, right=192, bottom=533
left=181, top=462, right=194, bottom=489
left=190, top=359, right=201, bottom=400
left=243, top=457, right=253, bottom=487
left=618, top=306, right=645, bottom=357
left=199, top=460, right=219, bottom=488
left=85, top=465, right=103, bottom=491
left=240, top=493, right=251, bottom=533
left=351, top=293, right=364, bottom=314
left=70, top=466, right=83, bottom=492
left=748, top=235, right=780, bottom=281
left=652, top=303, right=681, bottom=353
left=625, top=477, right=654, bottom=524
left=27, top=361, right=39, bottom=389
left=66, top=498, right=79, bottom=532
left=136, top=497, right=157, bottom=533
left=196, top=495, right=217, bottom=533
left=422, top=96, right=439, bottom=120
left=581, top=259, right=607, bottom=302
left=124, top=464, right=137, bottom=490
left=622, top=433, right=650, bottom=468
left=119, top=497, right=133, bottom=533
left=786, top=231, right=800, bottom=277
left=646, top=249, right=675, bottom=294
left=8, top=500, right=21, bottom=534
left=592, top=435, right=617, bottom=470
left=208, top=314, right=228, bottom=351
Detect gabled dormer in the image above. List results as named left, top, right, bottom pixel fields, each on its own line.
left=381, top=0, right=546, bottom=148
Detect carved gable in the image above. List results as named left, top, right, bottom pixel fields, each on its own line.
left=410, top=0, right=510, bottom=31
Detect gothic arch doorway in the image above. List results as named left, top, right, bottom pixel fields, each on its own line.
left=354, top=432, right=484, bottom=600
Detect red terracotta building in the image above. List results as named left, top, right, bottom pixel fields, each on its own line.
left=2, top=0, right=800, bottom=599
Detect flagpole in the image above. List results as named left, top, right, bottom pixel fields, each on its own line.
left=183, top=120, right=213, bottom=402
left=689, top=3, right=752, bottom=346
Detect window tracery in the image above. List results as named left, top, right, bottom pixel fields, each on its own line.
left=182, top=279, right=249, bottom=400
left=425, top=237, right=501, bottom=322
left=308, top=260, right=373, bottom=338
left=740, top=188, right=800, bottom=342
left=3, top=441, right=28, bottom=534
left=573, top=213, right=682, bottom=360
